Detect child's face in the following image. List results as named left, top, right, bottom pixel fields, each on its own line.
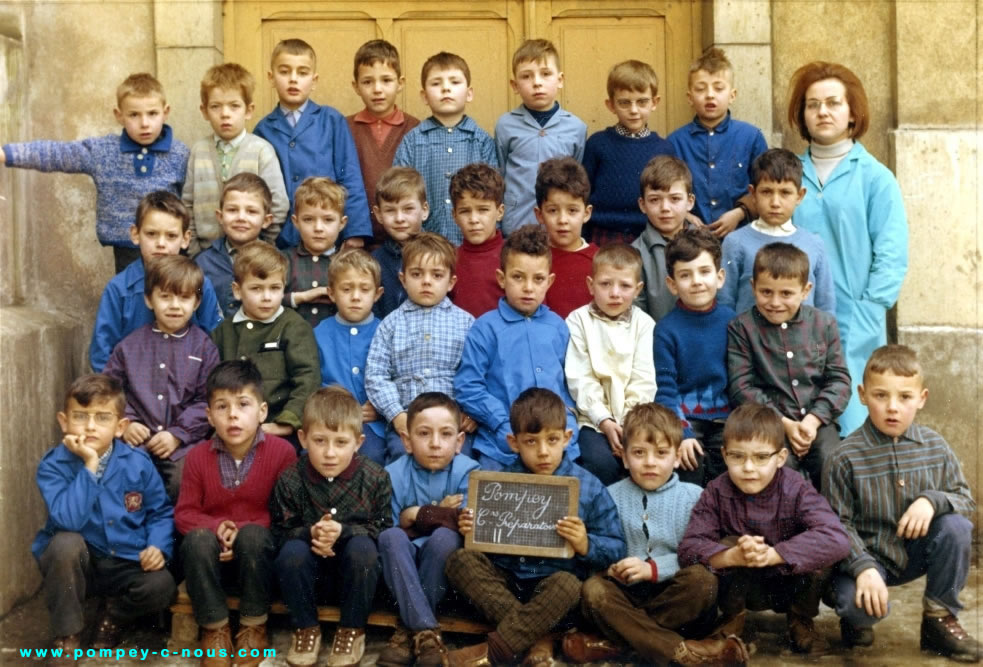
left=373, top=196, right=429, bottom=245
left=233, top=271, right=285, bottom=321
left=114, top=94, right=169, bottom=146
left=299, top=422, right=364, bottom=479
left=605, top=87, right=659, bottom=134
left=752, top=272, right=811, bottom=325
left=57, top=397, right=127, bottom=457
left=352, top=61, right=404, bottom=119
left=638, top=182, right=695, bottom=239
left=507, top=427, right=571, bottom=475
left=496, top=252, right=554, bottom=317
left=804, top=78, right=854, bottom=146
left=293, top=203, right=347, bottom=255
left=511, top=56, right=563, bottom=112
left=751, top=178, right=805, bottom=228
left=453, top=192, right=504, bottom=246
left=201, top=86, right=254, bottom=141
left=327, top=268, right=383, bottom=322
left=587, top=264, right=643, bottom=318
left=666, top=250, right=724, bottom=312
left=144, top=286, right=200, bottom=334
left=269, top=52, right=318, bottom=111
left=858, top=371, right=927, bottom=438
left=399, top=255, right=456, bottom=307
left=421, top=66, right=473, bottom=123
left=217, top=190, right=273, bottom=249
left=624, top=434, right=678, bottom=491
left=723, top=438, right=787, bottom=495
left=130, top=210, right=190, bottom=263
left=535, top=189, right=592, bottom=252
left=403, top=406, right=465, bottom=471
left=207, top=387, right=268, bottom=451
left=687, top=69, right=736, bottom=128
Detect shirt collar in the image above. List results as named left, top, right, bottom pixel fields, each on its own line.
left=750, top=219, right=796, bottom=236
left=462, top=230, right=503, bottom=251
left=120, top=125, right=173, bottom=153
left=224, top=240, right=239, bottom=257
left=751, top=304, right=803, bottom=325
left=588, top=301, right=633, bottom=323
left=497, top=297, right=546, bottom=322
left=421, top=115, right=476, bottom=133
left=862, top=418, right=924, bottom=445
left=280, top=100, right=309, bottom=117
left=613, top=123, right=651, bottom=139
left=210, top=430, right=266, bottom=454
left=688, top=111, right=732, bottom=134
left=233, top=305, right=284, bottom=324
left=296, top=243, right=336, bottom=258
left=215, top=129, right=247, bottom=149
left=335, top=312, right=375, bottom=327
left=402, top=296, right=453, bottom=312
left=94, top=442, right=115, bottom=479
left=305, top=452, right=360, bottom=482
left=353, top=107, right=405, bottom=126
left=151, top=324, right=191, bottom=338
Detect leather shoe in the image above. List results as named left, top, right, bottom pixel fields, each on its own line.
left=674, top=634, right=750, bottom=665
left=840, top=618, right=874, bottom=648
left=561, top=631, right=623, bottom=663
left=921, top=614, right=982, bottom=662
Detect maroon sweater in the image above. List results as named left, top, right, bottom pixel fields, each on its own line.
left=451, top=231, right=505, bottom=318
left=174, top=434, right=297, bottom=535
left=545, top=242, right=599, bottom=319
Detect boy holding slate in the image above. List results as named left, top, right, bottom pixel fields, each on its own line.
left=445, top=388, right=625, bottom=667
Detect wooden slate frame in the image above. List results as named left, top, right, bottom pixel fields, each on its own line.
left=464, top=470, right=580, bottom=559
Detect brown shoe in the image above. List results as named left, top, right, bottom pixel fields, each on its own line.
left=414, top=629, right=449, bottom=667
left=674, top=635, right=750, bottom=665
left=91, top=609, right=125, bottom=650
left=447, top=642, right=492, bottom=667
left=232, top=623, right=268, bottom=667
left=561, top=631, right=623, bottom=663
left=326, top=627, right=365, bottom=667
left=286, top=626, right=321, bottom=667
left=378, top=625, right=413, bottom=667
left=46, top=634, right=81, bottom=667
left=200, top=623, right=233, bottom=667
left=787, top=612, right=829, bottom=655
left=921, top=614, right=982, bottom=662
left=522, top=635, right=555, bottom=667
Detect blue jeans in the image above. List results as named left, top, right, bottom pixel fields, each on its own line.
left=379, top=526, right=461, bottom=631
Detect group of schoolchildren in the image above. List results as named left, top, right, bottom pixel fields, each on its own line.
left=7, top=29, right=978, bottom=667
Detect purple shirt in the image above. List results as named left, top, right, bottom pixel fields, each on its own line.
left=209, top=432, right=264, bottom=490
left=103, top=323, right=219, bottom=458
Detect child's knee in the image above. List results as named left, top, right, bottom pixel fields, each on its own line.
left=343, top=536, right=379, bottom=570
left=234, top=524, right=275, bottom=555
left=378, top=526, right=410, bottom=554
left=180, top=528, right=220, bottom=560
left=675, top=565, right=718, bottom=607
left=42, top=532, right=89, bottom=571
left=581, top=574, right=613, bottom=610
left=275, top=539, right=313, bottom=570
left=543, top=571, right=582, bottom=605
left=932, top=513, right=973, bottom=548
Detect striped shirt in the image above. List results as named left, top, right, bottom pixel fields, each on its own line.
left=209, top=431, right=263, bottom=490
left=823, top=419, right=975, bottom=578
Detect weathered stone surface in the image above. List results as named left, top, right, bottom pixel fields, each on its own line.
left=721, top=44, right=773, bottom=140
left=156, top=46, right=223, bottom=144
left=154, top=0, right=223, bottom=49
left=707, top=0, right=771, bottom=44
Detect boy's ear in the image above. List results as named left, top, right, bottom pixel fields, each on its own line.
left=686, top=193, right=696, bottom=212
left=604, top=97, right=616, bottom=115
left=637, top=196, right=646, bottom=214
left=397, top=271, right=407, bottom=290
left=665, top=275, right=679, bottom=296
left=262, top=213, right=274, bottom=230
left=447, top=274, right=458, bottom=292
left=495, top=203, right=505, bottom=221
left=748, top=184, right=756, bottom=195
left=297, top=428, right=310, bottom=451
left=420, top=201, right=430, bottom=222
left=547, top=272, right=556, bottom=290
left=339, top=215, right=349, bottom=231
left=400, top=430, right=414, bottom=454
left=506, top=433, right=519, bottom=453
left=56, top=411, right=69, bottom=434
left=245, top=103, right=255, bottom=121
left=562, top=428, right=573, bottom=448
left=796, top=186, right=807, bottom=204
left=716, top=267, right=726, bottom=288
left=113, top=417, right=130, bottom=439
left=199, top=104, right=210, bottom=122
left=495, top=268, right=506, bottom=290
left=231, top=281, right=242, bottom=301
left=857, top=384, right=867, bottom=406
left=371, top=205, right=381, bottom=221
left=583, top=204, right=593, bottom=223
left=801, top=281, right=814, bottom=300
left=509, top=78, right=520, bottom=95
left=774, top=446, right=789, bottom=468
left=143, top=294, right=153, bottom=311
left=354, top=432, right=365, bottom=451
left=113, top=107, right=124, bottom=126
left=162, top=104, right=171, bottom=122
left=465, top=86, right=474, bottom=104
left=917, top=387, right=929, bottom=409
left=258, top=401, right=269, bottom=425
left=181, top=229, right=192, bottom=249
left=454, top=429, right=465, bottom=453
left=585, top=275, right=595, bottom=295
left=129, top=225, right=141, bottom=247
left=533, top=206, right=546, bottom=225
left=374, top=285, right=385, bottom=302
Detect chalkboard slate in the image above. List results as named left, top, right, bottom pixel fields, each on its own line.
left=465, top=471, right=580, bottom=558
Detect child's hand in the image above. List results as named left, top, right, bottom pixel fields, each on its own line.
left=392, top=412, right=409, bottom=440
left=457, top=508, right=474, bottom=535
left=262, top=422, right=294, bottom=436
left=310, top=519, right=341, bottom=557
left=139, top=546, right=165, bottom=572
left=294, top=286, right=332, bottom=306
left=707, top=208, right=743, bottom=238
left=898, top=497, right=935, bottom=539
left=599, top=419, right=624, bottom=458
left=440, top=494, right=463, bottom=509
left=461, top=414, right=478, bottom=434
left=685, top=212, right=704, bottom=228
left=342, top=238, right=365, bottom=250
left=677, top=438, right=703, bottom=471
left=798, top=414, right=820, bottom=444
left=362, top=401, right=379, bottom=423
left=123, top=422, right=151, bottom=447
left=556, top=516, right=589, bottom=556
left=607, top=556, right=652, bottom=585
left=216, top=520, right=238, bottom=561
left=738, top=535, right=781, bottom=568
left=782, top=418, right=811, bottom=457
left=146, top=431, right=180, bottom=459
left=399, top=507, right=420, bottom=528
left=63, top=434, right=100, bottom=470
left=855, top=567, right=889, bottom=618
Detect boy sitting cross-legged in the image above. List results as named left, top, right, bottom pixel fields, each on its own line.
left=377, top=392, right=480, bottom=667
left=824, top=345, right=979, bottom=661
left=449, top=162, right=506, bottom=318
left=445, top=388, right=626, bottom=667
left=174, top=360, right=296, bottom=667
left=103, top=255, right=220, bottom=501
left=678, top=403, right=851, bottom=656
left=271, top=386, right=393, bottom=667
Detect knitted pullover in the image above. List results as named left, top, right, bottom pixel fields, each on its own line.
left=545, top=243, right=598, bottom=319
left=452, top=231, right=505, bottom=318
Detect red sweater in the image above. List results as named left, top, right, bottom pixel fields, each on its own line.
left=545, top=242, right=598, bottom=319
left=174, top=435, right=297, bottom=535
left=452, top=231, right=505, bottom=318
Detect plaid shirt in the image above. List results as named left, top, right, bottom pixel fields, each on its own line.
left=727, top=304, right=850, bottom=425
left=284, top=244, right=337, bottom=327
left=365, top=297, right=474, bottom=422
left=209, top=431, right=263, bottom=489
left=269, top=453, right=392, bottom=547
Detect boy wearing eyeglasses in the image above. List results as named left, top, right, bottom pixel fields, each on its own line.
left=677, top=403, right=849, bottom=657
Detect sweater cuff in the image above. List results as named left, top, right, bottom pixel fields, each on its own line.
left=272, top=411, right=301, bottom=430
left=647, top=558, right=658, bottom=582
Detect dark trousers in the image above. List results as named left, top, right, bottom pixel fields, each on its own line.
left=677, top=420, right=726, bottom=488
left=783, top=422, right=840, bottom=491
left=275, top=535, right=380, bottom=629
left=112, top=246, right=142, bottom=274
left=153, top=456, right=185, bottom=504
left=179, top=525, right=276, bottom=626
left=831, top=513, right=972, bottom=628
left=714, top=564, right=830, bottom=620
left=445, top=549, right=581, bottom=653
left=379, top=526, right=461, bottom=631
left=577, top=427, right=626, bottom=487
left=38, top=532, right=176, bottom=638
left=581, top=565, right=718, bottom=663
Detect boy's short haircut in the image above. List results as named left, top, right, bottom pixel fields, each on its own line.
left=622, top=402, right=683, bottom=451
left=449, top=163, right=504, bottom=207
left=421, top=52, right=471, bottom=87
left=401, top=231, right=456, bottom=274
left=302, top=385, right=362, bottom=436
left=688, top=47, right=733, bottom=81
left=607, top=60, right=659, bottom=98
left=752, top=242, right=809, bottom=286
left=233, top=240, right=288, bottom=284
left=750, top=148, right=804, bottom=188
left=271, top=38, right=316, bottom=69
left=787, top=61, right=870, bottom=142
left=294, top=176, right=347, bottom=214
left=509, top=387, right=567, bottom=435
left=592, top=242, right=642, bottom=281
left=135, top=191, right=190, bottom=232
left=535, top=157, right=590, bottom=207
left=500, top=224, right=552, bottom=271
left=863, top=344, right=923, bottom=385
left=353, top=39, right=402, bottom=79
left=144, top=255, right=205, bottom=299
left=375, top=167, right=427, bottom=206
left=116, top=72, right=166, bottom=107
left=327, top=248, right=382, bottom=288
left=221, top=172, right=273, bottom=214
left=66, top=374, right=126, bottom=416
left=511, top=38, right=559, bottom=73
left=665, top=227, right=721, bottom=277
left=640, top=155, right=693, bottom=196
left=206, top=359, right=265, bottom=404
left=200, top=63, right=255, bottom=106
left=722, top=403, right=784, bottom=453
left=406, top=391, right=462, bottom=432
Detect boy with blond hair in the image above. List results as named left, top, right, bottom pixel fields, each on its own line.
left=394, top=52, right=498, bottom=244
left=565, top=243, right=655, bottom=485
left=184, top=62, right=287, bottom=256
left=583, top=60, right=676, bottom=245
left=496, top=39, right=587, bottom=236
left=254, top=38, right=371, bottom=248
left=347, top=39, right=421, bottom=248
left=449, top=162, right=506, bottom=318
left=2, top=73, right=189, bottom=272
